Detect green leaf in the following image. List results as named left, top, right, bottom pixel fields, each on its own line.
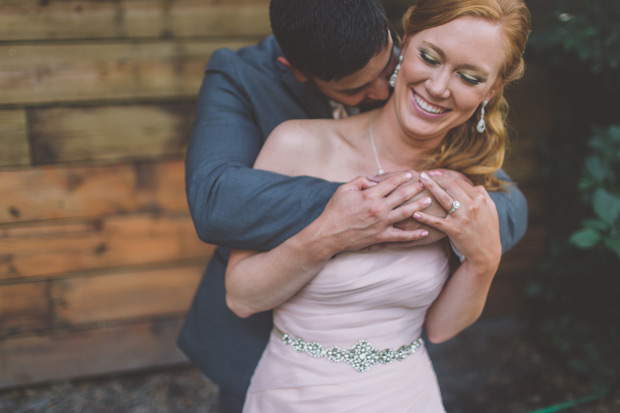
left=570, top=227, right=601, bottom=248
left=604, top=236, right=620, bottom=260
left=593, top=188, right=620, bottom=225
left=585, top=157, right=608, bottom=182
left=582, top=218, right=610, bottom=231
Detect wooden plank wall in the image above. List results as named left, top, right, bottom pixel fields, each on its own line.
left=0, top=0, right=551, bottom=389
left=0, top=0, right=270, bottom=389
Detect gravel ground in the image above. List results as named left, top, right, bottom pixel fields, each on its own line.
left=1, top=317, right=618, bottom=412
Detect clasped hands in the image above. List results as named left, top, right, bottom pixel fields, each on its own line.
left=318, top=168, right=500, bottom=267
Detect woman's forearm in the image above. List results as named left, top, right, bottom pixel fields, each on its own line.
left=423, top=259, right=499, bottom=343
left=225, top=218, right=336, bottom=318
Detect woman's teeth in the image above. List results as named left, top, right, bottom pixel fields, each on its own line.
left=414, top=93, right=446, bottom=114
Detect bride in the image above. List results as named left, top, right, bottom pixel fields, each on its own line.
left=226, top=0, right=531, bottom=411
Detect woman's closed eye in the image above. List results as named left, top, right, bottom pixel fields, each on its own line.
left=459, top=72, right=483, bottom=85
left=419, top=50, right=440, bottom=66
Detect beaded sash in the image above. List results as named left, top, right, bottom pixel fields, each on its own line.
left=272, top=326, right=423, bottom=373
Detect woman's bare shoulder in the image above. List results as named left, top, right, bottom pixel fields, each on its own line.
left=255, top=119, right=336, bottom=176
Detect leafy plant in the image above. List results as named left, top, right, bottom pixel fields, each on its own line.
left=529, top=0, right=620, bottom=73
left=525, top=0, right=620, bottom=394
left=570, top=125, right=620, bottom=259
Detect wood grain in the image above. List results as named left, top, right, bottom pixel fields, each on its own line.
left=0, top=317, right=187, bottom=389
left=0, top=282, right=50, bottom=336
left=0, top=1, right=270, bottom=41
left=51, top=264, right=203, bottom=326
left=29, top=103, right=194, bottom=164
left=0, top=159, right=187, bottom=224
left=0, top=40, right=249, bottom=105
left=0, top=110, right=30, bottom=167
left=0, top=214, right=214, bottom=280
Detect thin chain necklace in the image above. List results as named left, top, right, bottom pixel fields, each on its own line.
left=369, top=112, right=385, bottom=175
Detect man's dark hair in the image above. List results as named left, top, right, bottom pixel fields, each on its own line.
left=269, top=0, right=390, bottom=81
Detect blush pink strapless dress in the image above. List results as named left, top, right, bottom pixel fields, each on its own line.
left=243, top=243, right=450, bottom=413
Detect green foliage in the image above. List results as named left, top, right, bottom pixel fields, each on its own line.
left=526, top=0, right=620, bottom=393
left=570, top=126, right=620, bottom=259
left=528, top=0, right=620, bottom=73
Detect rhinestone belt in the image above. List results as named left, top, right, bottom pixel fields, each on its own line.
left=272, top=326, right=423, bottom=373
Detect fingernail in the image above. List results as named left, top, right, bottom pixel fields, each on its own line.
left=413, top=212, right=422, bottom=219
left=423, top=197, right=432, bottom=204
left=420, top=172, right=429, bottom=180
left=428, top=170, right=442, bottom=176
left=421, top=230, right=429, bottom=237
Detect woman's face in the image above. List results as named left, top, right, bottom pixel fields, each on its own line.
left=394, top=16, right=506, bottom=143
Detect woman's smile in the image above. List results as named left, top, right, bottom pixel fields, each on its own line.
left=412, top=91, right=449, bottom=116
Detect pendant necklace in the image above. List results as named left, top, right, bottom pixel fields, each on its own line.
left=369, top=113, right=385, bottom=175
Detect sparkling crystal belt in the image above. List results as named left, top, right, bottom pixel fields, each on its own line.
left=272, top=326, right=423, bottom=373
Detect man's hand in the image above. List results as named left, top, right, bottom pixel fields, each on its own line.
left=306, top=171, right=435, bottom=258
left=363, top=169, right=479, bottom=248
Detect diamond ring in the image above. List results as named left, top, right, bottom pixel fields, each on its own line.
left=448, top=200, right=460, bottom=214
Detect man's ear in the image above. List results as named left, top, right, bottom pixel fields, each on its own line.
left=277, top=57, right=310, bottom=83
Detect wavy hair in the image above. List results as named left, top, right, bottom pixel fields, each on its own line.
left=403, top=0, right=531, bottom=189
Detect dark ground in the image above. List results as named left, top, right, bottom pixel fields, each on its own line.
left=1, top=317, right=618, bottom=412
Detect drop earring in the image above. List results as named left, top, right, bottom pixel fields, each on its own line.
left=389, top=55, right=403, bottom=88
left=476, top=100, right=488, bottom=133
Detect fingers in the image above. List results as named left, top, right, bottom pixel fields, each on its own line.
left=339, top=176, right=379, bottom=193
left=429, top=169, right=473, bottom=185
left=367, top=169, right=419, bottom=184
left=366, top=171, right=415, bottom=198
left=382, top=227, right=430, bottom=243
left=412, top=209, right=453, bottom=235
left=387, top=192, right=432, bottom=224
left=419, top=171, right=458, bottom=213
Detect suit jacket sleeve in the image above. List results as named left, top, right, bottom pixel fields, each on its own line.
left=186, top=47, right=527, bottom=254
left=489, top=169, right=528, bottom=253
left=185, top=50, right=339, bottom=252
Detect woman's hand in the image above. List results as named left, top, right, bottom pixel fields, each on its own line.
left=413, top=170, right=501, bottom=273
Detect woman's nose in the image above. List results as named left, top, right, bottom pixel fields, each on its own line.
left=425, top=70, right=451, bottom=99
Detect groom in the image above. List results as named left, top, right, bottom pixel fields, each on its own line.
left=179, top=0, right=527, bottom=411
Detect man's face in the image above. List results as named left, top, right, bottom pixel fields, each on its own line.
left=308, top=37, right=397, bottom=107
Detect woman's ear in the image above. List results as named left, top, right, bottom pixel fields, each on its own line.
left=276, top=57, right=309, bottom=83
left=400, top=35, right=411, bottom=55
left=486, top=81, right=506, bottom=102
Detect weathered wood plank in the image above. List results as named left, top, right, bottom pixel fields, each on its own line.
left=0, top=1, right=270, bottom=41
left=0, top=110, right=30, bottom=167
left=0, top=282, right=50, bottom=336
left=0, top=317, right=187, bottom=389
left=51, top=264, right=203, bottom=326
left=0, top=159, right=187, bottom=224
left=0, top=214, right=213, bottom=280
left=29, top=103, right=194, bottom=164
left=0, top=40, right=249, bottom=105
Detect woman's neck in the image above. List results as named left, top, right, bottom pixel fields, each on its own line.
left=368, top=105, right=445, bottom=173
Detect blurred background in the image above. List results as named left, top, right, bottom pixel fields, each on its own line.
left=0, top=0, right=618, bottom=411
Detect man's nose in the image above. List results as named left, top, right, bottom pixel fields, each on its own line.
left=366, top=77, right=391, bottom=101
